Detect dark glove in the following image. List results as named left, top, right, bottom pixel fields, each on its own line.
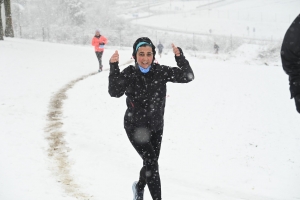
left=294, top=94, right=300, bottom=114
left=100, top=43, right=105, bottom=45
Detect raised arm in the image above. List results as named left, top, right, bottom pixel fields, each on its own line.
left=108, top=50, right=126, bottom=97
left=165, top=43, right=194, bottom=83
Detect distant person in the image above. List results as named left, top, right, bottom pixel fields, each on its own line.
left=92, top=30, right=108, bottom=72
left=157, top=42, right=164, bottom=58
left=281, top=14, right=300, bottom=114
left=108, top=37, right=194, bottom=200
left=214, top=42, right=219, bottom=54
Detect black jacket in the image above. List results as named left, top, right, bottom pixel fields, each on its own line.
left=109, top=48, right=194, bottom=131
left=281, top=14, right=300, bottom=99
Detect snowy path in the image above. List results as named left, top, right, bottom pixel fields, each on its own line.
left=45, top=71, right=98, bottom=199
left=44, top=58, right=133, bottom=199
left=0, top=38, right=132, bottom=200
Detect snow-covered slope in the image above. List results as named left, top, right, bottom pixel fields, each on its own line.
left=125, top=0, right=299, bottom=40
left=1, top=36, right=299, bottom=200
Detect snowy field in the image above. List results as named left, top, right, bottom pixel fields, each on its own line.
left=1, top=35, right=299, bottom=200
left=1, top=0, right=300, bottom=200
left=125, top=0, right=300, bottom=40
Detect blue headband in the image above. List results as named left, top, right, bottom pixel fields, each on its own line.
left=135, top=42, right=151, bottom=52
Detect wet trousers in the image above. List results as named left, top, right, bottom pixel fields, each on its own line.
left=125, top=127, right=163, bottom=200
left=95, top=51, right=103, bottom=69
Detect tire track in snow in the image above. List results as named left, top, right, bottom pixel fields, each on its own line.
left=44, top=60, right=133, bottom=200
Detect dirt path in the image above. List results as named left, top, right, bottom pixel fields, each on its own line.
left=45, top=71, right=98, bottom=200
left=44, top=60, right=133, bottom=200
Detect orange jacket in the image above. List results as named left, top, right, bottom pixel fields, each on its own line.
left=92, top=35, right=108, bottom=52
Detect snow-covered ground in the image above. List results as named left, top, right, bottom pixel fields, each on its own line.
left=1, top=34, right=299, bottom=200
left=125, top=0, right=300, bottom=40
left=1, top=0, right=300, bottom=199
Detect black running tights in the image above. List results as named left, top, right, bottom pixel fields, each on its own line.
left=95, top=51, right=103, bottom=69
left=125, top=127, right=163, bottom=200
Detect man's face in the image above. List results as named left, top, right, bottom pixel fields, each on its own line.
left=136, top=46, right=153, bottom=69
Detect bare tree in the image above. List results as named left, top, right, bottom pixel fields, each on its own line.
left=4, top=0, right=14, bottom=37
left=0, top=0, right=4, bottom=40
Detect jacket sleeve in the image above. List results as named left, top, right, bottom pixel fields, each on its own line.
left=164, top=47, right=195, bottom=83
left=108, top=62, right=127, bottom=97
left=281, top=14, right=300, bottom=98
left=102, top=36, right=108, bottom=45
left=92, top=37, right=96, bottom=46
